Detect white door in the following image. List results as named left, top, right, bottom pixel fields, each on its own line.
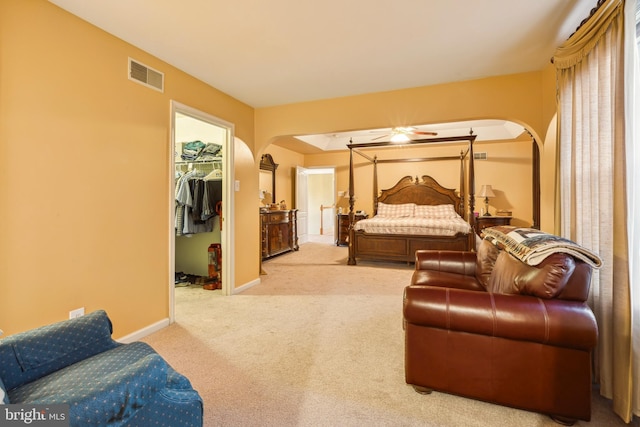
left=295, top=166, right=309, bottom=244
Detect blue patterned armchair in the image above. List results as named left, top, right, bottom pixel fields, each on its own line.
left=0, top=310, right=203, bottom=427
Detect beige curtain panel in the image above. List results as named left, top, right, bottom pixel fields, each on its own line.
left=553, top=0, right=638, bottom=423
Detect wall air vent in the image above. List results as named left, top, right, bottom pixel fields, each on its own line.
left=128, top=58, right=164, bottom=92
left=474, top=152, right=488, bottom=160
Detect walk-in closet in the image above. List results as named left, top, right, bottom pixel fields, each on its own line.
left=174, top=111, right=226, bottom=291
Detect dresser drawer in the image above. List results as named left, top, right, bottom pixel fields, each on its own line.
left=265, top=212, right=288, bottom=223
left=260, top=209, right=298, bottom=261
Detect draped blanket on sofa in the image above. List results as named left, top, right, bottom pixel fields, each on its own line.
left=482, top=226, right=602, bottom=268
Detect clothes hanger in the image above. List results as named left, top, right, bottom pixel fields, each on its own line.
left=204, top=168, right=222, bottom=181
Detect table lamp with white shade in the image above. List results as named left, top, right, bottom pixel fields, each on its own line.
left=478, top=185, right=496, bottom=216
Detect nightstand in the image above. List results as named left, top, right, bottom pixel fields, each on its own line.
left=336, top=213, right=368, bottom=246
left=475, top=216, right=512, bottom=236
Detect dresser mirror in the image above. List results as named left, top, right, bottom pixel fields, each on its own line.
left=260, top=153, right=278, bottom=204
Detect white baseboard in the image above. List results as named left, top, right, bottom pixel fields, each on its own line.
left=117, top=277, right=261, bottom=343
left=117, top=317, right=170, bottom=344
left=233, top=277, right=261, bottom=294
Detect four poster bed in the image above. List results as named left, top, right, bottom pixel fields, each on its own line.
left=346, top=134, right=478, bottom=265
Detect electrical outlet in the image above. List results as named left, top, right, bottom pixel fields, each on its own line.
left=69, top=307, right=85, bottom=319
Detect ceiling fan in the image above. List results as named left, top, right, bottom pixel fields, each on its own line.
left=371, top=126, right=438, bottom=142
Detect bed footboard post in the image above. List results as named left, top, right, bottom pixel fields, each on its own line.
left=347, top=228, right=357, bottom=265
left=348, top=147, right=357, bottom=265
left=373, top=156, right=378, bottom=216
left=459, top=150, right=465, bottom=217
left=468, top=133, right=477, bottom=238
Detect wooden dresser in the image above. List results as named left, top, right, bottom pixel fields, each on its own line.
left=260, top=209, right=299, bottom=260
left=336, top=213, right=368, bottom=246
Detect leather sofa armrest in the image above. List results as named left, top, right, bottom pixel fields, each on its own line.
left=403, top=286, right=597, bottom=350
left=410, top=270, right=485, bottom=291
left=414, top=250, right=477, bottom=276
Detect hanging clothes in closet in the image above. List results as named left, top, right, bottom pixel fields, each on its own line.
left=175, top=166, right=222, bottom=236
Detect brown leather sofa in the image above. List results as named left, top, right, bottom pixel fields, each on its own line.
left=403, top=239, right=598, bottom=425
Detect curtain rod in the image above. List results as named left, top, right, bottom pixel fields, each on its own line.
left=550, top=0, right=607, bottom=64
left=571, top=0, right=606, bottom=38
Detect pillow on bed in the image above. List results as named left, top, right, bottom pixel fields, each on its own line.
left=414, top=204, right=459, bottom=219
left=376, top=202, right=415, bottom=218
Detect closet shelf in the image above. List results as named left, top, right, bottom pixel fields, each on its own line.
left=175, top=157, right=222, bottom=164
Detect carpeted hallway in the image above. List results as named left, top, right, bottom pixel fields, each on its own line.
left=142, top=242, right=629, bottom=427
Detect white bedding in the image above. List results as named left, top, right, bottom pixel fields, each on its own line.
left=353, top=215, right=472, bottom=236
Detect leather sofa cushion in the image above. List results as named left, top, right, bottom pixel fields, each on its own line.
left=556, top=260, right=592, bottom=301
left=487, top=250, right=576, bottom=298
left=475, top=240, right=500, bottom=289
left=411, top=270, right=485, bottom=291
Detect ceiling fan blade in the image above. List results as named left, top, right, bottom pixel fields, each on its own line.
left=412, top=131, right=438, bottom=136
left=371, top=134, right=390, bottom=141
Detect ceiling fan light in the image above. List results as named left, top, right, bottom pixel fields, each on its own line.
left=393, top=126, right=414, bottom=133
left=390, top=133, right=410, bottom=143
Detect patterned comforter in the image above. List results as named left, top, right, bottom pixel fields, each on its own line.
left=353, top=216, right=472, bottom=236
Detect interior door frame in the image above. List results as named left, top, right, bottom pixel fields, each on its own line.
left=295, top=166, right=309, bottom=244
left=296, top=166, right=336, bottom=241
left=169, top=101, right=235, bottom=323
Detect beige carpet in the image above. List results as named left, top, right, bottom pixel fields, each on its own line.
left=142, top=242, right=629, bottom=427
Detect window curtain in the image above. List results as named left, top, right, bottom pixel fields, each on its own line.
left=553, top=0, right=639, bottom=422
left=625, top=0, right=640, bottom=419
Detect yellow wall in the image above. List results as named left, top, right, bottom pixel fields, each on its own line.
left=0, top=0, right=560, bottom=338
left=255, top=72, right=547, bottom=150
left=255, top=70, right=556, bottom=231
left=261, top=145, right=305, bottom=208
left=290, top=138, right=533, bottom=227
left=0, top=0, right=255, bottom=337
left=234, top=137, right=262, bottom=282
left=176, top=233, right=220, bottom=278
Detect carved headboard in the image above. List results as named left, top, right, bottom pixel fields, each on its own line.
left=375, top=175, right=463, bottom=216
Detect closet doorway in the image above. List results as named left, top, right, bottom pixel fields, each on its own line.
left=169, top=101, right=234, bottom=323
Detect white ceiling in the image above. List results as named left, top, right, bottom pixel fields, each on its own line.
left=296, top=120, right=529, bottom=152
left=48, top=0, right=593, bottom=109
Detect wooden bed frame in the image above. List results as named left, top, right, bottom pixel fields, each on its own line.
left=346, top=134, right=477, bottom=265
left=347, top=175, right=473, bottom=265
